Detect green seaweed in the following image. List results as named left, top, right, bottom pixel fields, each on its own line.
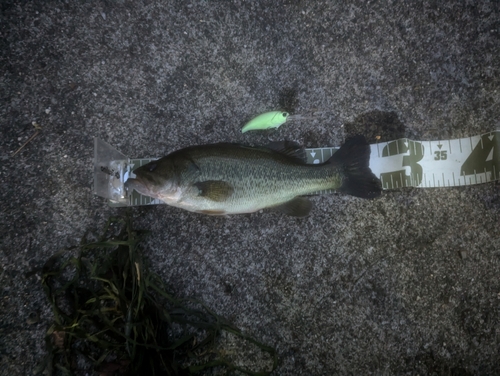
left=37, top=215, right=277, bottom=375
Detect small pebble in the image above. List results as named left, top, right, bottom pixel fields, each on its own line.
left=26, top=312, right=40, bottom=325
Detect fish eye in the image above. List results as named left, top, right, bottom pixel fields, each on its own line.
left=282, top=112, right=288, bottom=117
left=148, top=163, right=157, bottom=172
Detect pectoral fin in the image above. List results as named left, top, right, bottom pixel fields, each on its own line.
left=274, top=197, right=312, bottom=217
left=194, top=181, right=234, bottom=202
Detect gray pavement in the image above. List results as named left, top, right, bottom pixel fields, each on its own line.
left=1, top=1, right=499, bottom=375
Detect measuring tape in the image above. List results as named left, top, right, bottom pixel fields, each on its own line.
left=95, top=131, right=499, bottom=207
left=308, top=130, right=500, bottom=190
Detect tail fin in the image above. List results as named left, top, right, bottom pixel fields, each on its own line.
left=328, top=135, right=382, bottom=198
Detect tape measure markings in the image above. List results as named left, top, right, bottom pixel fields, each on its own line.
left=372, top=131, right=499, bottom=189
left=304, top=132, right=499, bottom=189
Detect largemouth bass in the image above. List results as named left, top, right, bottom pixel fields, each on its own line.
left=124, top=136, right=381, bottom=217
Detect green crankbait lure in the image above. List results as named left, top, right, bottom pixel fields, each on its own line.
left=241, top=111, right=313, bottom=133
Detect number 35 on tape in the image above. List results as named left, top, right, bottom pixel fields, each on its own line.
left=306, top=131, right=500, bottom=189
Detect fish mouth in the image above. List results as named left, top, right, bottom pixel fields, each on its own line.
left=124, top=177, right=154, bottom=197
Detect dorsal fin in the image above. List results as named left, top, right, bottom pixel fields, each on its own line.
left=266, top=141, right=306, bottom=163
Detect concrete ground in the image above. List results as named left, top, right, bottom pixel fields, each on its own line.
left=1, top=1, right=499, bottom=375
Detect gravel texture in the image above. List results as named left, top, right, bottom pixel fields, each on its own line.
left=1, top=1, right=499, bottom=375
